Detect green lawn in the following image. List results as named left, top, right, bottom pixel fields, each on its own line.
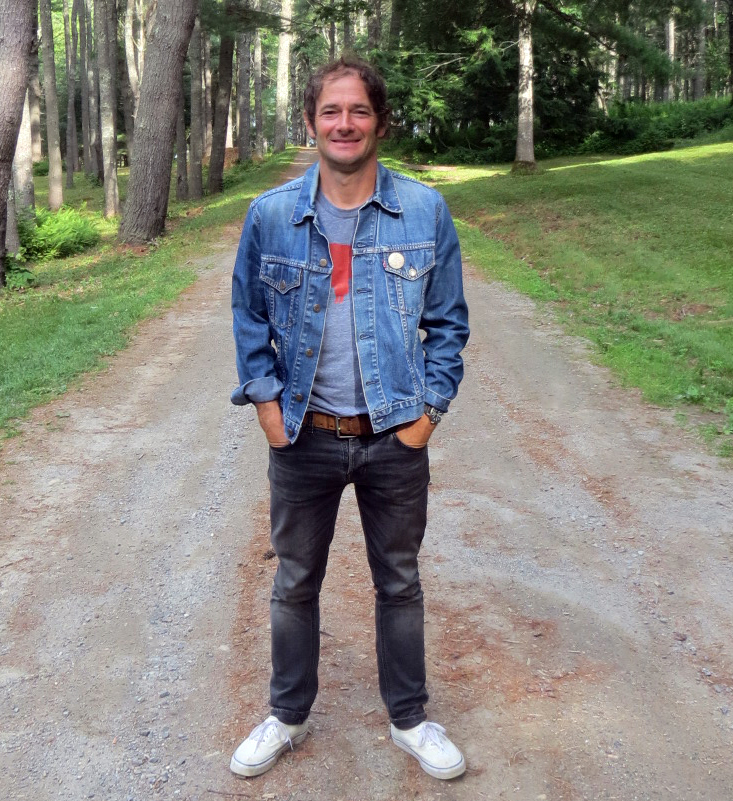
left=386, top=142, right=733, bottom=453
left=0, top=150, right=295, bottom=436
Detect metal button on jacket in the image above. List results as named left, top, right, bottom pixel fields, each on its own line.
left=319, top=258, right=328, bottom=267
left=388, top=252, right=405, bottom=270
left=305, top=348, right=314, bottom=357
left=279, top=280, right=286, bottom=290
left=408, top=267, right=418, bottom=278
left=313, top=304, right=321, bottom=313
left=295, top=393, right=303, bottom=402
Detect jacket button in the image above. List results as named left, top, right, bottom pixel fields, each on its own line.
left=313, top=304, right=321, bottom=312
left=287, top=428, right=294, bottom=436
left=305, top=348, right=314, bottom=357
left=319, top=258, right=327, bottom=267
left=279, top=280, right=286, bottom=290
left=295, top=393, right=303, bottom=402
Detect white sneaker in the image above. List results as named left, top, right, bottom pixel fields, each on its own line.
left=230, top=715, right=309, bottom=777
left=390, top=721, right=466, bottom=780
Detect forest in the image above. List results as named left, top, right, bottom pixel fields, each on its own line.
left=0, top=0, right=732, bottom=449
left=1, top=0, right=733, bottom=269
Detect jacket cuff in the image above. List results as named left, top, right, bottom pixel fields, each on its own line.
left=423, top=389, right=451, bottom=413
left=230, top=376, right=284, bottom=406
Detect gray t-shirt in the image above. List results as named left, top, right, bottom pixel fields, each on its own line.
left=308, top=191, right=368, bottom=417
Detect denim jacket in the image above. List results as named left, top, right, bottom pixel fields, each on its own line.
left=231, top=161, right=469, bottom=443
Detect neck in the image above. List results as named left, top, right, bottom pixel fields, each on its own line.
left=317, top=160, right=378, bottom=209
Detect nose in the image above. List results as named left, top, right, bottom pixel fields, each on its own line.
left=336, top=110, right=354, bottom=131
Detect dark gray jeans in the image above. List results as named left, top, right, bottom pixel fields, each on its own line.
left=267, top=423, right=430, bottom=730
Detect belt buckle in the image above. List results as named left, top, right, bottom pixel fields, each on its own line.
left=334, top=416, right=357, bottom=439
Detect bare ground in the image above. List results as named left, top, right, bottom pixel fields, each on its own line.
left=1, top=152, right=732, bottom=801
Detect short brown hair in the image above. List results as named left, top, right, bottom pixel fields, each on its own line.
left=304, top=56, right=391, bottom=132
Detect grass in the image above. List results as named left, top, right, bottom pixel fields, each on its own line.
left=0, top=150, right=296, bottom=436
left=401, top=142, right=733, bottom=454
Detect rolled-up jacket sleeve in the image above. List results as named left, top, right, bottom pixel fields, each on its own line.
left=230, top=203, right=284, bottom=406
left=420, top=196, right=470, bottom=412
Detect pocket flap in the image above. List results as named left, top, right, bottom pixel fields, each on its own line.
left=260, top=261, right=302, bottom=294
left=382, top=248, right=435, bottom=280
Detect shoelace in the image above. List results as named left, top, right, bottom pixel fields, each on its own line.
left=250, top=718, right=293, bottom=752
left=416, top=722, right=449, bottom=751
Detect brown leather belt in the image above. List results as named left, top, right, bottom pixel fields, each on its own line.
left=306, top=411, right=373, bottom=438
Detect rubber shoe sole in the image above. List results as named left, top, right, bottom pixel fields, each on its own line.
left=391, top=733, right=466, bottom=780
left=230, top=729, right=309, bottom=777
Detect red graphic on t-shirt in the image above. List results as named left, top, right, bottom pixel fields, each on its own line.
left=329, top=243, right=352, bottom=304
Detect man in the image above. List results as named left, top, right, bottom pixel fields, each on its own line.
left=229, top=56, right=469, bottom=781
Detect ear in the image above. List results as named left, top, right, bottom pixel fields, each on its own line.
left=303, top=110, right=316, bottom=140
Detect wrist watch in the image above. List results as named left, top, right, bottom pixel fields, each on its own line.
left=424, top=404, right=444, bottom=426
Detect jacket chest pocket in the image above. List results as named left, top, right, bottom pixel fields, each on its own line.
left=260, top=259, right=302, bottom=329
left=382, top=247, right=435, bottom=316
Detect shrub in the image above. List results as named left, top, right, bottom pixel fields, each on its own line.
left=32, top=159, right=49, bottom=176
left=17, top=206, right=100, bottom=262
left=3, top=257, right=36, bottom=290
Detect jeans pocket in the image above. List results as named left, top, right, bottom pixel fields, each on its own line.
left=391, top=431, right=428, bottom=452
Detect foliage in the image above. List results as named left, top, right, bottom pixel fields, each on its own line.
left=16, top=206, right=100, bottom=262
left=576, top=97, right=733, bottom=156
left=32, top=159, right=50, bottom=177
left=3, top=259, right=37, bottom=291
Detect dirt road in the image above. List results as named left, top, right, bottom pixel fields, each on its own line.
left=2, top=151, right=732, bottom=801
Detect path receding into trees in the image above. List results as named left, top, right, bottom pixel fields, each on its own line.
left=2, top=149, right=732, bottom=801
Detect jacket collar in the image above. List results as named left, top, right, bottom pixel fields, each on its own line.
left=289, top=160, right=403, bottom=224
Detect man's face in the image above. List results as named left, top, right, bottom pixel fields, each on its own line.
left=305, top=72, right=386, bottom=175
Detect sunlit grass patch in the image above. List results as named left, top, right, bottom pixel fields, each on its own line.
left=438, top=143, right=733, bottom=455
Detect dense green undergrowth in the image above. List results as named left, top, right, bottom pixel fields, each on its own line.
left=384, top=97, right=733, bottom=165
left=0, top=150, right=295, bottom=436
left=386, top=142, right=733, bottom=454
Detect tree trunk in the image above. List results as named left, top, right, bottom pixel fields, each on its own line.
left=237, top=32, right=252, bottom=161
left=120, top=42, right=135, bottom=163
left=728, top=0, right=733, bottom=97
left=5, top=175, right=20, bottom=256
left=694, top=12, right=707, bottom=100
left=29, top=0, right=43, bottom=163
left=95, top=0, right=120, bottom=217
left=89, top=1, right=104, bottom=182
left=389, top=0, right=405, bottom=49
left=106, top=0, right=117, bottom=121
left=329, top=0, right=336, bottom=60
left=63, top=0, right=78, bottom=185
left=666, top=15, right=676, bottom=101
left=207, top=27, right=234, bottom=194
left=274, top=0, right=293, bottom=152
left=367, top=0, right=382, bottom=50
left=125, top=0, right=140, bottom=121
left=203, top=33, right=213, bottom=157
left=188, top=15, right=203, bottom=198
left=176, top=83, right=188, bottom=201
left=119, top=0, right=197, bottom=244
left=343, top=0, right=352, bottom=52
left=39, top=0, right=64, bottom=209
left=77, top=0, right=92, bottom=175
left=253, top=4, right=264, bottom=158
left=513, top=0, right=536, bottom=171
left=0, top=0, right=34, bottom=287
left=289, top=47, right=301, bottom=146
left=83, top=0, right=101, bottom=178
left=13, top=91, right=36, bottom=212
